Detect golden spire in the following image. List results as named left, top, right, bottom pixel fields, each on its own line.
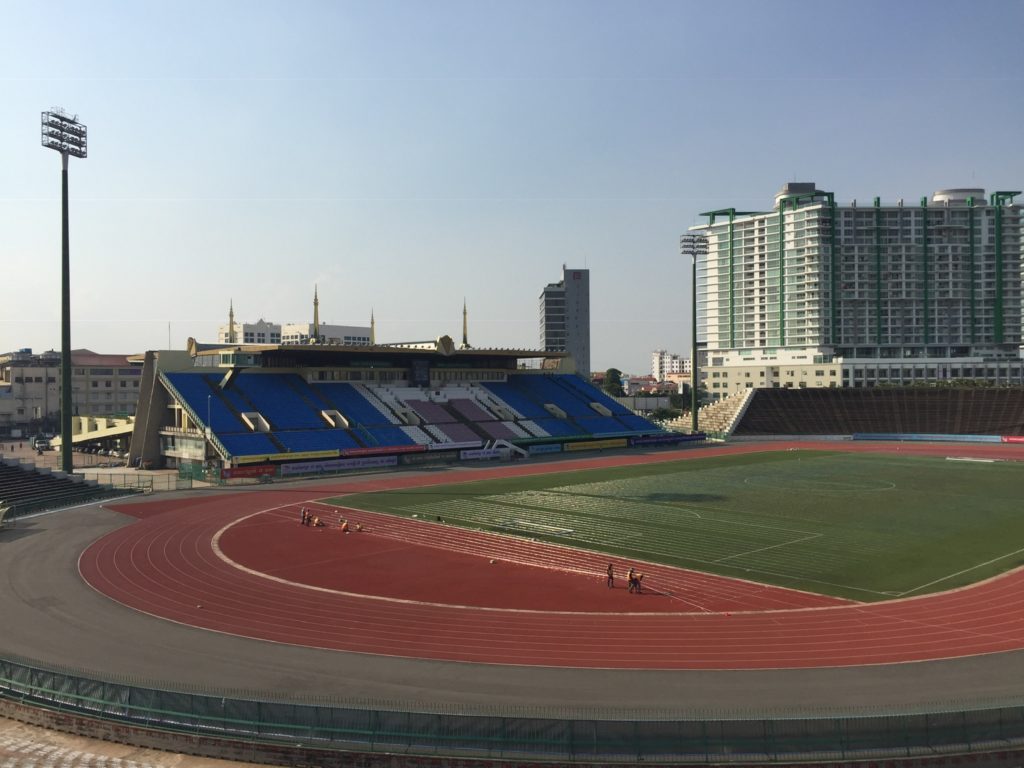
left=312, top=284, right=320, bottom=343
left=370, top=308, right=376, bottom=345
left=228, top=299, right=236, bottom=344
left=461, top=298, right=469, bottom=348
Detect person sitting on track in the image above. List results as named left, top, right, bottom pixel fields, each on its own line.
left=312, top=515, right=324, bottom=527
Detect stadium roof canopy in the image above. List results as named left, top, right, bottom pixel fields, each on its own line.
left=186, top=334, right=567, bottom=369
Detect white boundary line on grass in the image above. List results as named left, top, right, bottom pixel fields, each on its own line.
left=711, top=533, right=823, bottom=564
left=896, top=544, right=1024, bottom=596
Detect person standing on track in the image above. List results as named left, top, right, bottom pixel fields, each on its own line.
left=300, top=507, right=307, bottom=526
left=627, top=567, right=636, bottom=593
left=606, top=563, right=615, bottom=588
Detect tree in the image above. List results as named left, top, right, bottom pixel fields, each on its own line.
left=602, top=368, right=625, bottom=397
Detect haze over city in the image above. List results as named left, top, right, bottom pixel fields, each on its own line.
left=2, top=0, right=1023, bottom=374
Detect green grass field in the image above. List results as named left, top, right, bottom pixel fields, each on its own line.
left=334, top=450, right=1024, bottom=601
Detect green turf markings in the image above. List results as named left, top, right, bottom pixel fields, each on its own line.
left=334, top=450, right=1024, bottom=602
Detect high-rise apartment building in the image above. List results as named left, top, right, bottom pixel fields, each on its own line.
left=539, top=267, right=590, bottom=376
left=687, top=183, right=1022, bottom=398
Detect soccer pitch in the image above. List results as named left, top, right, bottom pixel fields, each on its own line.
left=335, top=450, right=1024, bottom=601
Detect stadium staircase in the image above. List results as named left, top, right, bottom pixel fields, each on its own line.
left=670, top=389, right=754, bottom=437
left=158, top=372, right=233, bottom=460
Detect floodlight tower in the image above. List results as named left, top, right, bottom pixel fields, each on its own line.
left=41, top=108, right=87, bottom=474
left=679, top=233, right=707, bottom=434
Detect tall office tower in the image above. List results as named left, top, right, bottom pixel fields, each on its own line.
left=687, top=183, right=1022, bottom=398
left=539, top=266, right=590, bottom=376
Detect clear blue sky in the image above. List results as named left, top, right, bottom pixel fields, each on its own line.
left=2, top=0, right=1022, bottom=375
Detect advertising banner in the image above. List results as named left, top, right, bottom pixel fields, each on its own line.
left=564, top=438, right=627, bottom=453
left=400, top=450, right=457, bottom=466
left=279, top=455, right=399, bottom=476
left=221, top=464, right=276, bottom=479
left=459, top=448, right=505, bottom=461
left=629, top=434, right=699, bottom=447
left=342, top=445, right=426, bottom=457
left=528, top=443, right=563, bottom=455
left=428, top=441, right=481, bottom=452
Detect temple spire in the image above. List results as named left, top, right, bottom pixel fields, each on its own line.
left=461, top=298, right=469, bottom=349
left=370, top=308, right=376, bottom=345
left=228, top=299, right=236, bottom=344
left=312, top=285, right=320, bottom=343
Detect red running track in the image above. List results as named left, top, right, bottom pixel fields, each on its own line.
left=80, top=442, right=1024, bottom=669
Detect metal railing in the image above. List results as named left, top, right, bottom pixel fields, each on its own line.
left=2, top=654, right=1023, bottom=763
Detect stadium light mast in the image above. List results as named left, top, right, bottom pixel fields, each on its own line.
left=41, top=108, right=87, bottom=474
left=680, top=233, right=707, bottom=434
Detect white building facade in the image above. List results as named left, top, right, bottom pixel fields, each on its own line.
left=0, top=349, right=143, bottom=435
left=687, top=183, right=1023, bottom=399
left=651, top=350, right=691, bottom=381
left=217, top=319, right=281, bottom=345
left=539, top=267, right=591, bottom=377
left=280, top=323, right=371, bottom=346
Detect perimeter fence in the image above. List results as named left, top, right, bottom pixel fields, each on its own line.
left=3, top=654, right=1024, bottom=763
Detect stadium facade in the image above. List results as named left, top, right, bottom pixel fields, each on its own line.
left=687, top=183, right=1023, bottom=398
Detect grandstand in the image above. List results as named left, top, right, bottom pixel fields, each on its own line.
left=130, top=335, right=670, bottom=473
left=730, top=387, right=1024, bottom=436
left=0, top=459, right=135, bottom=518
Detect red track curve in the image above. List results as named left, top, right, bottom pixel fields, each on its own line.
left=79, top=442, right=1024, bottom=670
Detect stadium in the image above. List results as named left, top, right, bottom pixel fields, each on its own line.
left=4, top=334, right=1024, bottom=768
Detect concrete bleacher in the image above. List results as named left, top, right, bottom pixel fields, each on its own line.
left=448, top=398, right=496, bottom=422
left=733, top=387, right=1024, bottom=436
left=405, top=399, right=456, bottom=424
left=0, top=460, right=132, bottom=517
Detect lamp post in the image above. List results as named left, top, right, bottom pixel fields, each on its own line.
left=41, top=108, right=87, bottom=474
left=680, top=233, right=708, bottom=434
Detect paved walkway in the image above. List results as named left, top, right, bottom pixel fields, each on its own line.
left=0, top=718, right=250, bottom=768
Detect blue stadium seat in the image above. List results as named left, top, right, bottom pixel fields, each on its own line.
left=232, top=374, right=326, bottom=430
left=218, top=432, right=278, bottom=456
left=314, top=383, right=395, bottom=427
left=163, top=372, right=248, bottom=433
left=273, top=429, right=361, bottom=452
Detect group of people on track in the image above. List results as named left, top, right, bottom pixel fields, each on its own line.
left=299, top=507, right=361, bottom=533
left=606, top=563, right=644, bottom=593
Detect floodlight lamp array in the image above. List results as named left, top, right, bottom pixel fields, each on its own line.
left=41, top=109, right=88, bottom=158
left=679, top=233, right=709, bottom=258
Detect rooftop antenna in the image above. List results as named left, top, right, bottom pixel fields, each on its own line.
left=312, top=285, right=320, bottom=343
